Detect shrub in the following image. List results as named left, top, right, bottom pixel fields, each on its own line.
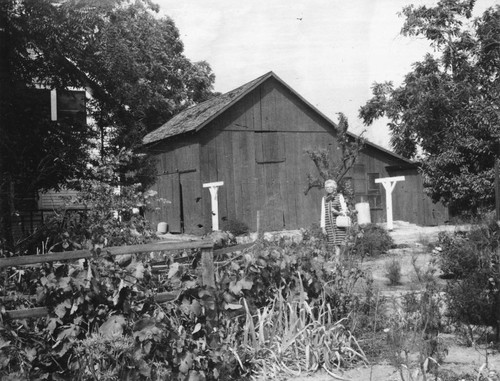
left=386, top=281, right=447, bottom=377
left=434, top=231, right=480, bottom=277
left=385, top=258, right=402, bottom=286
left=353, top=223, right=394, bottom=259
left=435, top=225, right=500, bottom=337
left=217, top=232, right=368, bottom=319
left=14, top=150, right=159, bottom=256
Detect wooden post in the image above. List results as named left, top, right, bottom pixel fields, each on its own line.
left=375, top=176, right=405, bottom=231
left=203, top=181, right=224, bottom=231
left=256, top=210, right=261, bottom=235
left=200, top=248, right=215, bottom=288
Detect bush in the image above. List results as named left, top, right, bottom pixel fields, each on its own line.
left=385, top=258, right=402, bottom=286
left=386, top=281, right=447, bottom=376
left=217, top=232, right=368, bottom=319
left=434, top=231, right=481, bottom=277
left=435, top=225, right=500, bottom=335
left=353, top=223, right=394, bottom=259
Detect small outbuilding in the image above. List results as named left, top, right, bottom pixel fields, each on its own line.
left=143, top=72, right=448, bottom=234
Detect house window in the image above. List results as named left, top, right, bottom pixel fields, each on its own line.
left=255, top=131, right=285, bottom=163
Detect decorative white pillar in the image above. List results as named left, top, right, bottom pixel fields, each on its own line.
left=203, top=181, right=224, bottom=231
left=375, top=176, right=405, bottom=231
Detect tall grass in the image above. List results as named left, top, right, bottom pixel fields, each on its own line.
left=233, top=278, right=368, bottom=380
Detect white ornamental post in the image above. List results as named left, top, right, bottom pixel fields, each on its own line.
left=375, top=176, right=405, bottom=231
left=203, top=181, right=224, bottom=231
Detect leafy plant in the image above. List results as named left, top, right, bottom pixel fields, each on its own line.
left=434, top=225, right=500, bottom=337
left=385, top=258, right=402, bottom=286
left=0, top=221, right=374, bottom=380
left=352, top=223, right=394, bottom=259
left=386, top=281, right=447, bottom=381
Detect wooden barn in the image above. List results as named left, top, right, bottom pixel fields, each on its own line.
left=143, top=72, right=448, bottom=234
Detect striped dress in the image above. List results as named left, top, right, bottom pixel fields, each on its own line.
left=324, top=193, right=347, bottom=246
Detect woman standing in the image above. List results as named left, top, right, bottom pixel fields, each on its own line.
left=320, top=179, right=349, bottom=261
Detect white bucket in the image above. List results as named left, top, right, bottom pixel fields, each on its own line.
left=355, top=202, right=371, bottom=225
left=157, top=222, right=168, bottom=234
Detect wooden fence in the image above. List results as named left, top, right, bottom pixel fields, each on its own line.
left=0, top=239, right=216, bottom=320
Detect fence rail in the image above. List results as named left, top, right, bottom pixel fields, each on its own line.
left=2, top=239, right=215, bottom=320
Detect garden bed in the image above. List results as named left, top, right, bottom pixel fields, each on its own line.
left=289, top=222, right=500, bottom=381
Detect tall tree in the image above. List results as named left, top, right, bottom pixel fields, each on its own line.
left=359, top=1, right=500, bottom=214
left=0, top=0, right=216, bottom=250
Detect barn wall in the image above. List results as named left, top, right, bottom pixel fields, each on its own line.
left=199, top=77, right=339, bottom=232
left=147, top=135, right=203, bottom=234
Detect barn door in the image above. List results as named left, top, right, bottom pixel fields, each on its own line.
left=179, top=170, right=203, bottom=234
left=154, top=169, right=202, bottom=234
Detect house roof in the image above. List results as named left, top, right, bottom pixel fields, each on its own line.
left=142, top=71, right=414, bottom=165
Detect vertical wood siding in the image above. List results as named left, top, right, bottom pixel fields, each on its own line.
left=199, top=77, right=340, bottom=232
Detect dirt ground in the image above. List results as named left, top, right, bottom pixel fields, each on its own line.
left=289, top=221, right=500, bottom=381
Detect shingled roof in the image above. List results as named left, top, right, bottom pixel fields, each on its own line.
left=142, top=71, right=274, bottom=145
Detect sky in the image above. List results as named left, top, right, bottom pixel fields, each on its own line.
left=155, top=0, right=496, bottom=150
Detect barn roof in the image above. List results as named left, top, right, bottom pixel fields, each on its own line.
left=142, top=72, right=272, bottom=145
left=142, top=71, right=413, bottom=164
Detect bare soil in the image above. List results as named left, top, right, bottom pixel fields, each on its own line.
left=289, top=221, right=500, bottom=381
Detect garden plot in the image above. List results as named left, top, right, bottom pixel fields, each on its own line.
left=290, top=222, right=500, bottom=381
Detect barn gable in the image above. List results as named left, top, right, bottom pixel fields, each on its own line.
left=144, top=72, right=448, bottom=234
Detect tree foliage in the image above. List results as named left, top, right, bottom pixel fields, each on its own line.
left=3, top=0, right=216, bottom=169
left=359, top=1, right=500, bottom=213
left=0, top=0, right=216, bottom=248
